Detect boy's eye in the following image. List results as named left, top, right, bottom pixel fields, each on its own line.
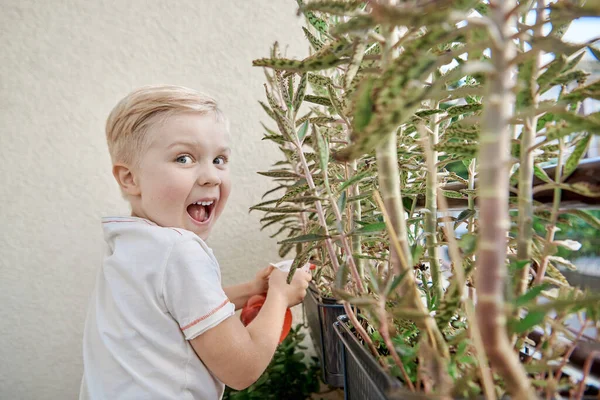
left=214, top=156, right=228, bottom=165
left=175, top=155, right=193, bottom=164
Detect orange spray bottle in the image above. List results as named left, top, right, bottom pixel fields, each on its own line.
left=240, top=260, right=314, bottom=343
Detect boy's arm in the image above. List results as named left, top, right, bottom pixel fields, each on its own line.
left=223, top=265, right=273, bottom=310
left=189, top=268, right=311, bottom=391
left=222, top=282, right=260, bottom=310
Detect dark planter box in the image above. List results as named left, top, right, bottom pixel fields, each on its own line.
left=334, top=315, right=405, bottom=400
left=303, top=283, right=345, bottom=387
left=335, top=315, right=599, bottom=399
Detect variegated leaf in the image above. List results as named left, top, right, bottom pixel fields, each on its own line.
left=257, top=170, right=300, bottom=178
left=304, top=94, right=333, bottom=107
left=293, top=73, right=308, bottom=112
left=331, top=15, right=375, bottom=35
left=307, top=73, right=333, bottom=87
left=300, top=1, right=364, bottom=15
left=563, top=134, right=591, bottom=179
left=302, top=27, right=323, bottom=51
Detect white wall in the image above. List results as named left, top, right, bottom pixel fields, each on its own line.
left=0, top=1, right=308, bottom=398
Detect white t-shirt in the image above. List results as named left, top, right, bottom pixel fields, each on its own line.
left=80, top=216, right=235, bottom=400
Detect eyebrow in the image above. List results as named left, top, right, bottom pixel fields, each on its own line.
left=167, top=141, right=231, bottom=154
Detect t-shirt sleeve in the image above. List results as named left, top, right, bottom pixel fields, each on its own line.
left=163, top=238, right=235, bottom=340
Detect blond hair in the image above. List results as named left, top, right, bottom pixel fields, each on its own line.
left=106, top=85, right=225, bottom=166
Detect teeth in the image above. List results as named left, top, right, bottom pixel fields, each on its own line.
left=194, top=200, right=214, bottom=206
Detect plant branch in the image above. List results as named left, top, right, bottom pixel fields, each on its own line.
left=475, top=2, right=536, bottom=398
left=516, top=0, right=546, bottom=298
left=293, top=137, right=340, bottom=273
left=534, top=137, right=564, bottom=285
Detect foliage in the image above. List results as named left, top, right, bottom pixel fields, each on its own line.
left=223, top=325, right=320, bottom=400
left=252, top=0, right=600, bottom=398
left=533, top=209, right=600, bottom=258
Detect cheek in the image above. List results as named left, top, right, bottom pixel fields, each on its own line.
left=143, top=172, right=188, bottom=205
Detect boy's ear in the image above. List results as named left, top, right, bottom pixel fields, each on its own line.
left=112, top=164, right=141, bottom=196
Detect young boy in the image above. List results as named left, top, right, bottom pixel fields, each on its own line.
left=80, top=85, right=312, bottom=399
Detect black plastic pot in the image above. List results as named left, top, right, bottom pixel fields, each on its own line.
left=334, top=315, right=406, bottom=400
left=303, top=283, right=346, bottom=387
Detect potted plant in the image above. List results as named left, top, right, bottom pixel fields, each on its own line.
left=251, top=0, right=600, bottom=398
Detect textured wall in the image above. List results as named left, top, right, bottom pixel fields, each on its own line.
left=0, top=1, right=308, bottom=398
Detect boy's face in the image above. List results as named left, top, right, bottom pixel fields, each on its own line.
left=130, top=112, right=231, bottom=240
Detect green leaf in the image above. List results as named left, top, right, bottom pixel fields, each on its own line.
left=538, top=55, right=567, bottom=93
left=344, top=41, right=367, bottom=91
left=352, top=76, right=375, bottom=133
left=297, top=120, right=309, bottom=144
left=589, top=46, right=600, bottom=62
left=353, top=222, right=386, bottom=235
left=302, top=27, right=323, bottom=51
left=562, top=209, right=600, bottom=230
left=564, top=134, right=591, bottom=179
left=561, top=182, right=600, bottom=198
left=301, top=1, right=364, bottom=15
left=515, top=284, right=551, bottom=308
left=533, top=165, right=552, bottom=183
left=561, top=80, right=600, bottom=102
left=253, top=52, right=345, bottom=72
left=367, top=267, right=380, bottom=293
left=307, top=73, right=333, bottom=87
left=304, top=94, right=332, bottom=107
left=458, top=234, right=476, bottom=256
left=512, top=311, right=546, bottom=334
left=279, top=233, right=329, bottom=244
left=331, top=15, right=375, bottom=35
left=337, top=170, right=370, bottom=193
left=277, top=184, right=310, bottom=205
left=313, top=125, right=329, bottom=183
left=446, top=103, right=483, bottom=117
left=251, top=206, right=308, bottom=213
left=293, top=73, right=308, bottom=112
left=327, top=83, right=344, bottom=117
left=433, top=143, right=478, bottom=157
left=441, top=190, right=466, bottom=199
left=257, top=170, right=299, bottom=178
left=308, top=116, right=337, bottom=125
left=259, top=101, right=276, bottom=120
left=337, top=190, right=347, bottom=213
left=454, top=209, right=475, bottom=228
left=384, top=271, right=409, bottom=296
left=517, top=59, right=535, bottom=107
left=262, top=134, right=286, bottom=145
left=279, top=242, right=294, bottom=258
left=305, top=11, right=328, bottom=36
left=287, top=242, right=317, bottom=283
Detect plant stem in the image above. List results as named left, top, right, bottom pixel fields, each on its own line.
left=342, top=302, right=383, bottom=368
left=376, top=130, right=413, bottom=275
left=294, top=139, right=340, bottom=273
left=436, top=185, right=496, bottom=400
left=575, top=351, right=599, bottom=400
left=516, top=0, right=546, bottom=298
left=376, top=299, right=415, bottom=391
left=349, top=159, right=365, bottom=280
left=321, top=169, right=365, bottom=293
left=377, top=25, right=413, bottom=277
left=419, top=120, right=442, bottom=307
left=475, top=2, right=536, bottom=398
left=373, top=190, right=450, bottom=359
left=467, top=159, right=476, bottom=235
left=534, top=138, right=564, bottom=285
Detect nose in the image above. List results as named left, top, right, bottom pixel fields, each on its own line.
left=196, top=164, right=221, bottom=186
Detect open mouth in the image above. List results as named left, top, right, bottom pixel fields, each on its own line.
left=186, top=200, right=216, bottom=224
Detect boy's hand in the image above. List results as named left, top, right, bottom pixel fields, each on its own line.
left=253, top=265, right=274, bottom=295
left=268, top=268, right=312, bottom=308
